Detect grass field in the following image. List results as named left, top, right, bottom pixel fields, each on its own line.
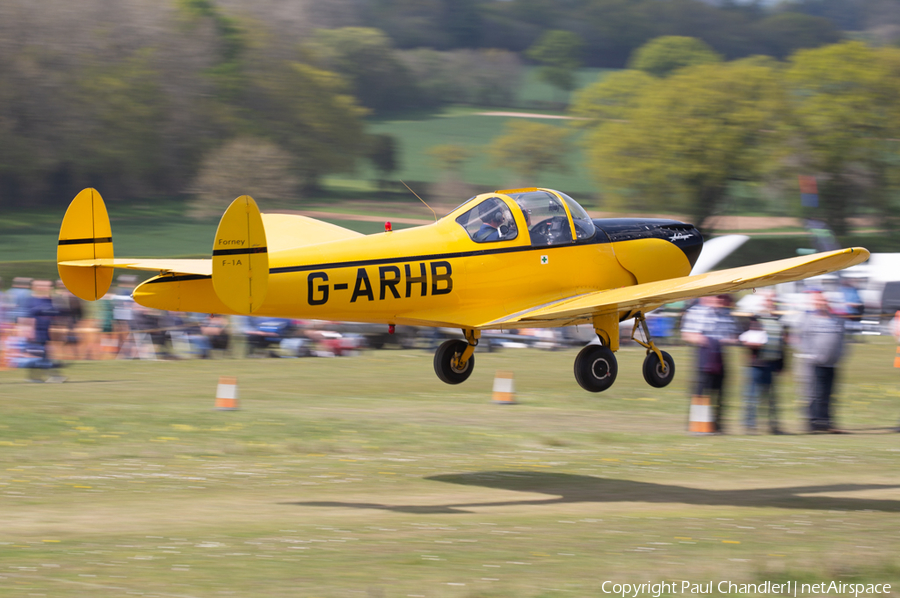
left=2, top=340, right=899, bottom=597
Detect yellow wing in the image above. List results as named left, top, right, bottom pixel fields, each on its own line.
left=480, top=247, right=870, bottom=328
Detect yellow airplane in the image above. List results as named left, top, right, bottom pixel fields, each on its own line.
left=57, top=187, right=868, bottom=392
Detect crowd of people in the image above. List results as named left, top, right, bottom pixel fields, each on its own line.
left=0, top=276, right=361, bottom=381
left=2, top=275, right=898, bottom=434
left=681, top=288, right=900, bottom=435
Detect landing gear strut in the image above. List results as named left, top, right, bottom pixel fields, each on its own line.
left=433, top=329, right=479, bottom=384
left=632, top=314, right=676, bottom=388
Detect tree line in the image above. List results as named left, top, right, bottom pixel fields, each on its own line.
left=2, top=0, right=899, bottom=238
left=569, top=38, right=900, bottom=236
left=0, top=0, right=529, bottom=209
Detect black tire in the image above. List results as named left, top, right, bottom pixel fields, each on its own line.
left=574, top=344, right=618, bottom=392
left=434, top=339, right=475, bottom=384
left=643, top=350, right=675, bottom=388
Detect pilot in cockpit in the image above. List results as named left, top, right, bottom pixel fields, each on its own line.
left=474, top=199, right=507, bottom=242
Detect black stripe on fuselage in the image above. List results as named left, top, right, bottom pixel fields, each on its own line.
left=269, top=243, right=562, bottom=275
left=212, top=247, right=268, bottom=257
left=144, top=244, right=577, bottom=284
left=58, top=237, right=113, bottom=246
left=145, top=274, right=212, bottom=284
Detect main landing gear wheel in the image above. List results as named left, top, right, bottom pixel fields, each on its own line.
left=642, top=350, right=675, bottom=388
left=434, top=339, right=475, bottom=384
left=574, top=344, right=618, bottom=392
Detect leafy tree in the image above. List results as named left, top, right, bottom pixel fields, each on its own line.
left=550, top=0, right=656, bottom=68
left=781, top=41, right=900, bottom=236
left=177, top=0, right=247, bottom=102
left=428, top=144, right=473, bottom=173
left=569, top=69, right=656, bottom=124
left=303, top=27, right=418, bottom=113
left=0, top=43, right=69, bottom=207
left=526, top=30, right=585, bottom=97
left=440, top=0, right=484, bottom=48
left=188, top=136, right=299, bottom=219
left=628, top=36, right=722, bottom=77
left=427, top=144, right=474, bottom=204
left=753, top=12, right=841, bottom=59
left=398, top=48, right=522, bottom=107
left=71, top=50, right=167, bottom=199
left=488, top=120, right=570, bottom=183
left=368, top=134, right=400, bottom=189
left=585, top=59, right=786, bottom=231
left=244, top=57, right=368, bottom=191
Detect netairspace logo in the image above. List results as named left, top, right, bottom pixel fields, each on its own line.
left=601, top=581, right=892, bottom=598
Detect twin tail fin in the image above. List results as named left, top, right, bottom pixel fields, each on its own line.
left=57, top=189, right=268, bottom=313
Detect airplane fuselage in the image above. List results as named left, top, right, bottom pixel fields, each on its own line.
left=134, top=193, right=702, bottom=329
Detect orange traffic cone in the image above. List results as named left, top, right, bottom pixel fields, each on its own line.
left=215, top=376, right=239, bottom=410
left=894, top=346, right=900, bottom=369
left=689, top=395, right=715, bottom=434
left=492, top=371, right=517, bottom=404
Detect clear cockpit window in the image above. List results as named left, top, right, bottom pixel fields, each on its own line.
left=506, top=190, right=574, bottom=247
left=556, top=191, right=596, bottom=241
left=455, top=197, right=518, bottom=243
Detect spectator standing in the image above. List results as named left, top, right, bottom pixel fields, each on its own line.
left=740, top=292, right=787, bottom=434
left=26, top=280, right=66, bottom=382
left=201, top=314, right=230, bottom=358
left=797, top=289, right=846, bottom=433
left=681, top=294, right=739, bottom=434
left=51, top=279, right=83, bottom=360
left=7, top=277, right=33, bottom=324
left=111, top=276, right=137, bottom=358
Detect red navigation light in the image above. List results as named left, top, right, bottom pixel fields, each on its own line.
left=389, top=324, right=395, bottom=334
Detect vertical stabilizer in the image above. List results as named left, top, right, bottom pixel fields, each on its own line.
left=57, top=188, right=114, bottom=300
left=211, top=195, right=269, bottom=313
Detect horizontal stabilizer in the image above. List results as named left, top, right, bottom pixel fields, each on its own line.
left=57, top=258, right=212, bottom=277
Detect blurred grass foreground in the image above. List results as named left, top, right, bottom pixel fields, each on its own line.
left=1, top=340, right=899, bottom=597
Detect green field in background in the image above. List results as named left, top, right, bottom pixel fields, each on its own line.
left=359, top=109, right=597, bottom=197
left=515, top=67, right=610, bottom=109
left=2, top=342, right=899, bottom=596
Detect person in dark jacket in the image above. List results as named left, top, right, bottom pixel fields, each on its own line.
left=682, top=294, right=739, bottom=433
left=740, top=292, right=787, bottom=434
left=26, top=280, right=66, bottom=382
